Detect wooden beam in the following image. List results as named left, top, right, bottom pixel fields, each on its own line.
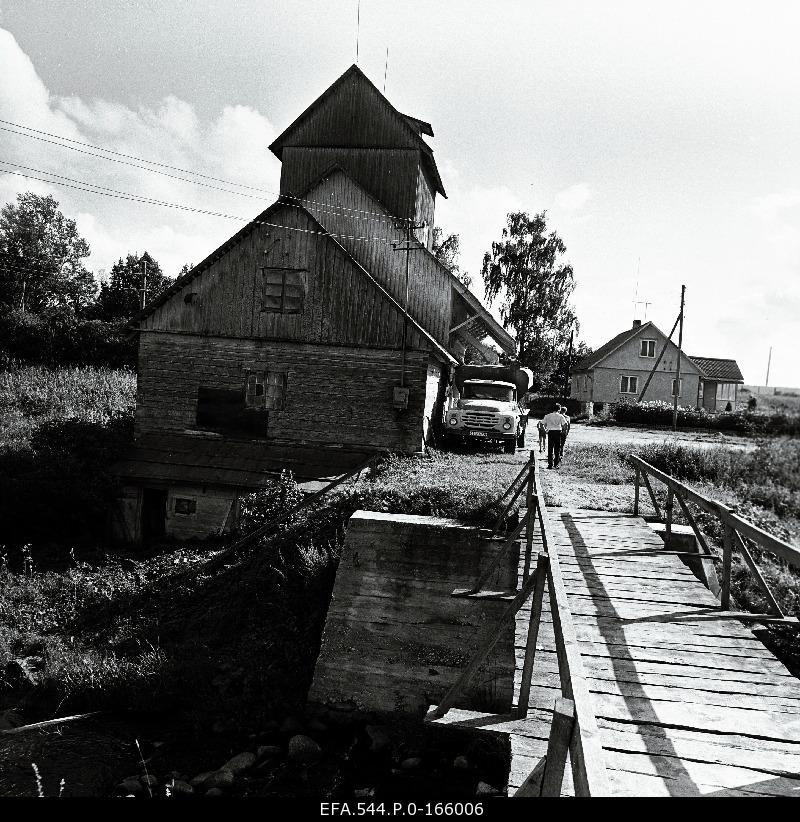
left=540, top=697, right=576, bottom=797
left=640, top=469, right=663, bottom=521
left=457, top=510, right=529, bottom=596
left=513, top=756, right=547, bottom=797
left=430, top=569, right=541, bottom=719
left=532, top=458, right=611, bottom=796
left=722, top=523, right=734, bottom=610
left=515, top=552, right=549, bottom=719
left=732, top=531, right=784, bottom=617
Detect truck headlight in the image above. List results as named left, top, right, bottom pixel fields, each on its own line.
left=449, top=417, right=458, bottom=426
left=503, top=422, right=512, bottom=430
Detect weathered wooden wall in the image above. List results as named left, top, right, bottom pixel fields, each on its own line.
left=303, top=170, right=452, bottom=346
left=140, top=205, right=432, bottom=353
left=136, top=332, right=435, bottom=453
left=310, top=511, right=518, bottom=715
left=280, top=146, right=422, bottom=224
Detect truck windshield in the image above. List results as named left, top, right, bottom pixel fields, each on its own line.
left=462, top=384, right=515, bottom=402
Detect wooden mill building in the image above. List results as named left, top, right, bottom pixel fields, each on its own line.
left=114, top=64, right=515, bottom=544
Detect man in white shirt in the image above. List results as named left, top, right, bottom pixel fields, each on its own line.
left=543, top=403, right=566, bottom=468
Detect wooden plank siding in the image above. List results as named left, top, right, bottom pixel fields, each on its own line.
left=139, top=204, right=431, bottom=353
left=302, top=169, right=452, bottom=346
left=136, top=333, right=434, bottom=453
left=280, top=146, right=422, bottom=225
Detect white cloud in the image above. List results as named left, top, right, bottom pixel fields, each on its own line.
left=554, top=183, right=593, bottom=212
left=0, top=27, right=281, bottom=280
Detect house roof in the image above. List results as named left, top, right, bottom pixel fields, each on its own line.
left=690, top=356, right=744, bottom=383
left=572, top=322, right=656, bottom=372
left=113, top=434, right=373, bottom=488
left=268, top=64, right=446, bottom=198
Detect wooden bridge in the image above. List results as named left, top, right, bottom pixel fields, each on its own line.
left=430, top=452, right=800, bottom=797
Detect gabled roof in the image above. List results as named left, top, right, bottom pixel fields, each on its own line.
left=268, top=64, right=446, bottom=198
left=690, top=356, right=744, bottom=383
left=572, top=322, right=656, bottom=372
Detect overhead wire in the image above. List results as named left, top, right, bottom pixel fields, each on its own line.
left=0, top=118, right=413, bottom=224
left=0, top=161, right=411, bottom=248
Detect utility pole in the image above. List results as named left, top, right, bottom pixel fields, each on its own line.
left=672, top=284, right=685, bottom=432
left=392, top=219, right=426, bottom=393
left=765, top=345, right=772, bottom=388
left=140, top=257, right=148, bottom=309
left=563, top=327, right=574, bottom=406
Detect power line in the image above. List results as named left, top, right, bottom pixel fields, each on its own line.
left=0, top=118, right=413, bottom=224
left=0, top=163, right=404, bottom=247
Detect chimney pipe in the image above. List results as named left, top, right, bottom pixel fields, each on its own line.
left=633, top=319, right=642, bottom=328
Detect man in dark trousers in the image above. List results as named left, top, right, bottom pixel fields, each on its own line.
left=559, top=405, right=571, bottom=460
left=543, top=403, right=566, bottom=468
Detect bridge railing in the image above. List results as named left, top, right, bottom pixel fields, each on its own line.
left=630, top=454, right=800, bottom=626
left=430, top=453, right=611, bottom=797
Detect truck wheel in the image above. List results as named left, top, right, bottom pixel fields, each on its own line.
left=504, top=438, right=517, bottom=454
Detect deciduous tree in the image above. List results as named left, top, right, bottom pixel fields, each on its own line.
left=0, top=192, right=95, bottom=312
left=481, top=211, right=579, bottom=377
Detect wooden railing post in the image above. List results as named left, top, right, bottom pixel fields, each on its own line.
left=515, top=551, right=549, bottom=719
left=633, top=464, right=640, bottom=516
left=721, top=522, right=734, bottom=610
left=540, top=697, right=576, bottom=797
left=665, top=488, right=674, bottom=544
left=523, top=450, right=536, bottom=581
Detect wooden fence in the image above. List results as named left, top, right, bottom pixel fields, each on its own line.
left=428, top=452, right=611, bottom=797
left=630, top=454, right=800, bottom=627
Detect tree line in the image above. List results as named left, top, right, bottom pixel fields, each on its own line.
left=0, top=192, right=184, bottom=368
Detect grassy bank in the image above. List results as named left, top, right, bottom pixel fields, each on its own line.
left=0, top=435, right=521, bottom=730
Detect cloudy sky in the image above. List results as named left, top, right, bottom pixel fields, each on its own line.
left=0, top=0, right=798, bottom=386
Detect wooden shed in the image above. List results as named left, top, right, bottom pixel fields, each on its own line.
left=114, top=64, right=515, bottom=544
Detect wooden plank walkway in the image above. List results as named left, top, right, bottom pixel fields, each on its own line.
left=509, top=496, right=800, bottom=796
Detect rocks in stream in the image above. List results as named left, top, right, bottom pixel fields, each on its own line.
left=287, top=734, right=322, bottom=764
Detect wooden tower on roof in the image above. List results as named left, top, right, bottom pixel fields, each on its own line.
left=269, top=64, right=446, bottom=248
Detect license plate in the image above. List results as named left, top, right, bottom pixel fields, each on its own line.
left=467, top=431, right=490, bottom=438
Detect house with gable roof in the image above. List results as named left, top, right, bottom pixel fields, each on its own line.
left=571, top=319, right=744, bottom=414
left=113, top=64, right=515, bottom=544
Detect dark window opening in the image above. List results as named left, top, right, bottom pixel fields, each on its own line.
left=261, top=267, right=306, bottom=314
left=174, top=497, right=197, bottom=515
left=197, top=385, right=267, bottom=436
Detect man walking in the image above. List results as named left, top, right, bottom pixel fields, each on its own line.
left=559, top=405, right=571, bottom=460
left=543, top=403, right=566, bottom=469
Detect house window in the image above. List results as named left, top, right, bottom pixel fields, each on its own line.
left=246, top=370, right=286, bottom=410
left=640, top=339, right=656, bottom=358
left=261, top=267, right=306, bottom=314
left=672, top=378, right=682, bottom=397
left=174, top=497, right=197, bottom=515
left=620, top=375, right=638, bottom=394
left=583, top=375, right=588, bottom=393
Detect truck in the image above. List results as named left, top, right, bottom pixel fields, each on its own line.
left=443, top=364, right=534, bottom=454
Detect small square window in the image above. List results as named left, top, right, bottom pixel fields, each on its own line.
left=174, top=498, right=196, bottom=515
left=245, top=370, right=286, bottom=410
left=261, top=267, right=306, bottom=314
left=640, top=339, right=656, bottom=358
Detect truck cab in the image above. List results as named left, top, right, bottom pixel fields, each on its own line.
left=445, top=377, right=528, bottom=453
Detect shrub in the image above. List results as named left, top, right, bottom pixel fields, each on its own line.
left=607, top=399, right=800, bottom=436
left=0, top=307, right=135, bottom=369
